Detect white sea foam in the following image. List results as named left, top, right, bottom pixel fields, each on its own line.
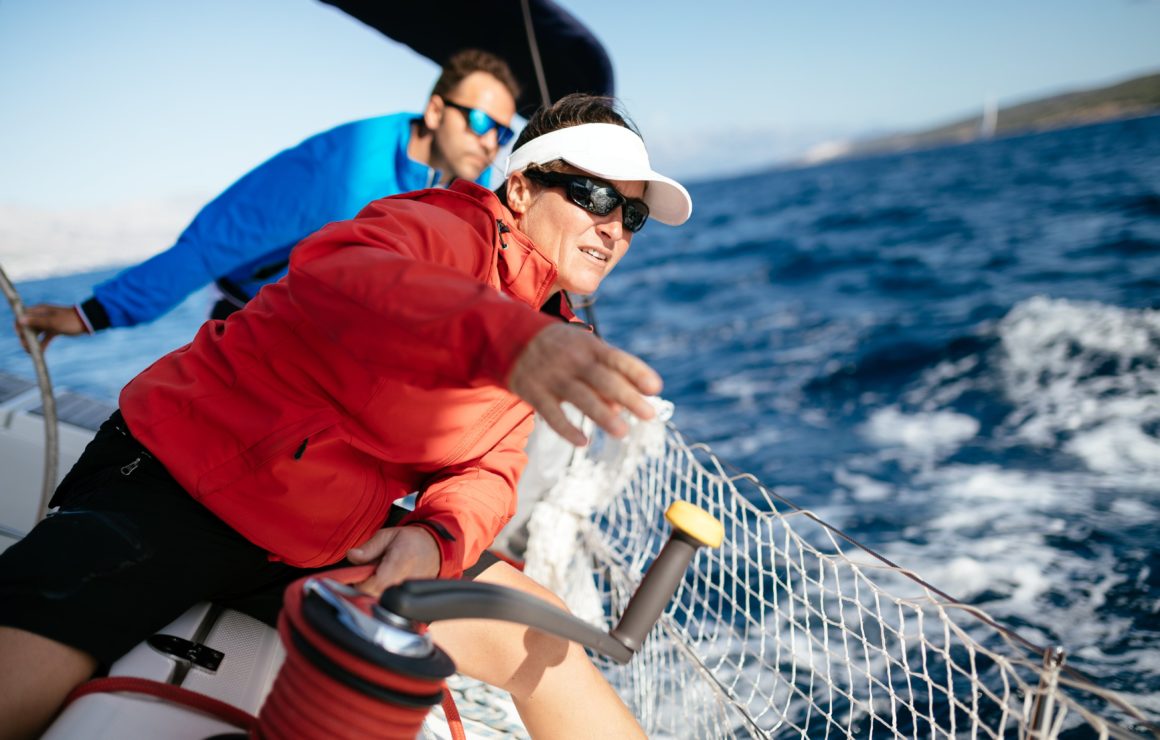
left=925, top=463, right=1060, bottom=505
left=1109, top=496, right=1155, bottom=520
left=885, top=296, right=1160, bottom=485
left=828, top=297, right=1158, bottom=661
left=924, top=555, right=992, bottom=598
left=709, top=372, right=781, bottom=405
left=860, top=406, right=979, bottom=462
left=902, top=354, right=983, bottom=410
left=833, top=466, right=893, bottom=502
left=937, top=557, right=1049, bottom=607
left=713, top=424, right=784, bottom=460
left=871, top=462, right=1145, bottom=688
left=1066, top=418, right=1160, bottom=474
left=996, top=297, right=1160, bottom=469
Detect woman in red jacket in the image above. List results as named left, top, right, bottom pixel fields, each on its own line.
left=0, top=93, right=691, bottom=739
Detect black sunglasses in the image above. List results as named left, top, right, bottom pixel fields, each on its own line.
left=523, top=170, right=650, bottom=233
left=441, top=98, right=515, bottom=146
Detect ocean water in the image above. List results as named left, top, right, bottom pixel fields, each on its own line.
left=2, top=115, right=1159, bottom=728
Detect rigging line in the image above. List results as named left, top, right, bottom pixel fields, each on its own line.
left=518, top=0, right=601, bottom=335
left=0, top=262, right=58, bottom=521
left=519, top=0, right=551, bottom=112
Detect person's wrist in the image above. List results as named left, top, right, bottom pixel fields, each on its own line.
left=71, top=305, right=94, bottom=334
left=77, top=297, right=109, bottom=332
left=405, top=522, right=444, bottom=577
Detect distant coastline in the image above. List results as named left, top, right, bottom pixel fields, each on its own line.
left=799, top=70, right=1160, bottom=165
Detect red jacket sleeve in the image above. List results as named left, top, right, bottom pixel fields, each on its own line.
left=286, top=200, right=558, bottom=389
left=399, top=415, right=532, bottom=578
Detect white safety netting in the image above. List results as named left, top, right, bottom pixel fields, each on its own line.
left=523, top=400, right=1157, bottom=739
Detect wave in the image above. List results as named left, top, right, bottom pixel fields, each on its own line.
left=1068, top=233, right=1160, bottom=258
left=823, top=296, right=1160, bottom=704
left=995, top=296, right=1160, bottom=475
left=804, top=330, right=993, bottom=402
left=806, top=295, right=1160, bottom=477
left=812, top=205, right=925, bottom=231
left=1119, top=192, right=1160, bottom=218
left=835, top=299, right=1160, bottom=484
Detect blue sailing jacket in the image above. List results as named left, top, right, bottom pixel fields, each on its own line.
left=81, top=113, right=494, bottom=329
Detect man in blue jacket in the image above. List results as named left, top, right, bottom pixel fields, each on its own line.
left=17, top=48, right=519, bottom=346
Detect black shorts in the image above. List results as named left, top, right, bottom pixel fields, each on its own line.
left=0, top=412, right=330, bottom=666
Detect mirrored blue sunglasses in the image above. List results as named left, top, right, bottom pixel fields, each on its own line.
left=442, top=99, right=515, bottom=146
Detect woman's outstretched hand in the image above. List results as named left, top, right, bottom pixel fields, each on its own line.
left=508, top=323, right=663, bottom=447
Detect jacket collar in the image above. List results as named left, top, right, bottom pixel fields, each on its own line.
left=448, top=181, right=573, bottom=322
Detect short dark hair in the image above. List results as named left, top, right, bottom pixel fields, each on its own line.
left=497, top=94, right=642, bottom=204
left=431, top=49, right=520, bottom=103
left=510, top=93, right=639, bottom=152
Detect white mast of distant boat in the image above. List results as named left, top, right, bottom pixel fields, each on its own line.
left=980, top=93, right=998, bottom=139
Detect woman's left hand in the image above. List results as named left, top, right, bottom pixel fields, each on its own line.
left=347, top=525, right=441, bottom=595
left=508, top=322, right=663, bottom=446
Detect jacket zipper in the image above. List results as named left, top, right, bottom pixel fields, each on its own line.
left=496, top=219, right=510, bottom=250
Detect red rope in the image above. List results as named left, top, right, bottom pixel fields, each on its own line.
left=63, top=566, right=467, bottom=740
left=254, top=566, right=456, bottom=739
left=440, top=690, right=468, bottom=740
left=64, top=676, right=257, bottom=731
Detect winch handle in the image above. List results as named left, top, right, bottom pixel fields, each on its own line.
left=380, top=501, right=723, bottom=665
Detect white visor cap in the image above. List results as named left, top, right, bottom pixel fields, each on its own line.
left=505, top=123, right=692, bottom=226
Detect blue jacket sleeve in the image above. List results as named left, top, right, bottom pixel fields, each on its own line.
left=86, top=138, right=349, bottom=329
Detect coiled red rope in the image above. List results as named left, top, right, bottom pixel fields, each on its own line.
left=256, top=566, right=453, bottom=739
left=63, top=566, right=466, bottom=739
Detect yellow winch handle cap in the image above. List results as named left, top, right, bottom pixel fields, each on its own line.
left=665, top=501, right=724, bottom=548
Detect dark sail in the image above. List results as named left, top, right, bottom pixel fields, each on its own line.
left=320, top=0, right=615, bottom=116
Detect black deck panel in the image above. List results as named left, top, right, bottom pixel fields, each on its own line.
left=0, top=371, right=36, bottom=404
left=30, top=391, right=116, bottom=432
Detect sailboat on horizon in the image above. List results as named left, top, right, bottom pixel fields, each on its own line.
left=981, top=92, right=999, bottom=139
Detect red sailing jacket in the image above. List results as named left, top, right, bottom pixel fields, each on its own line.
left=119, top=180, right=570, bottom=577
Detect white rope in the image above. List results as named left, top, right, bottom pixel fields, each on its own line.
left=524, top=398, right=671, bottom=625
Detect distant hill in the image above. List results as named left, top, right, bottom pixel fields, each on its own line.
left=801, top=71, right=1160, bottom=164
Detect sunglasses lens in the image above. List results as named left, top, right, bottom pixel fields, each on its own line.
left=562, top=178, right=649, bottom=232
left=467, top=109, right=493, bottom=137
left=587, top=186, right=621, bottom=217
left=464, top=107, right=514, bottom=145
left=622, top=203, right=648, bottom=232
left=566, top=180, right=606, bottom=216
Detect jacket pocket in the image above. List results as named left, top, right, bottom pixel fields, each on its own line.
left=196, top=427, right=402, bottom=568
left=196, top=411, right=334, bottom=498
